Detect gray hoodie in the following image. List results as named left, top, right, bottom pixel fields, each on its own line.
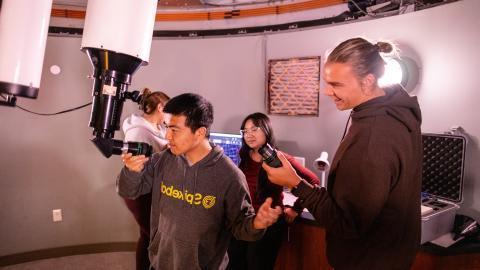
left=117, top=143, right=264, bottom=270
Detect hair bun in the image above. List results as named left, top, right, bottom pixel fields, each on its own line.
left=375, top=42, right=393, bottom=54
left=139, top=88, right=151, bottom=112
left=141, top=88, right=152, bottom=97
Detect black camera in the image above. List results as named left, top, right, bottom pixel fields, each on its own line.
left=258, top=143, right=282, bottom=168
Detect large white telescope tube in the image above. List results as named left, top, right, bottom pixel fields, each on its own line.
left=0, top=0, right=53, bottom=101
left=81, top=0, right=158, bottom=158
left=81, top=0, right=157, bottom=63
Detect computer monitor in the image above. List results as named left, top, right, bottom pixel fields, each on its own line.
left=210, top=132, right=243, bottom=166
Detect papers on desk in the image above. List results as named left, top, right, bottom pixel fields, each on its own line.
left=282, top=191, right=314, bottom=220
left=431, top=232, right=464, bottom=248
left=283, top=191, right=297, bottom=207
left=421, top=205, right=434, bottom=216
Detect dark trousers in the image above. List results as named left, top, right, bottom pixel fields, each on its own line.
left=227, top=218, right=285, bottom=270
left=124, top=193, right=152, bottom=270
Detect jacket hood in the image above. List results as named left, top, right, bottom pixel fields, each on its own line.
left=352, top=86, right=422, bottom=132
left=178, top=142, right=225, bottom=203
left=179, top=142, right=224, bottom=168
left=122, top=113, right=166, bottom=138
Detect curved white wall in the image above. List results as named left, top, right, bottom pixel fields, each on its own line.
left=1, top=0, right=479, bottom=257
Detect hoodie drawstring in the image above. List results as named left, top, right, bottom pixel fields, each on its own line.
left=341, top=111, right=353, bottom=141
left=192, top=167, right=199, bottom=208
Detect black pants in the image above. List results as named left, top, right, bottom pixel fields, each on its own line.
left=227, top=218, right=286, bottom=270
left=124, top=193, right=152, bottom=270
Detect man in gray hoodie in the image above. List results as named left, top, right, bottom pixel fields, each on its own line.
left=118, top=93, right=281, bottom=270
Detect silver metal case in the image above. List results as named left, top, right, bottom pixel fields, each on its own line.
left=420, top=133, right=466, bottom=244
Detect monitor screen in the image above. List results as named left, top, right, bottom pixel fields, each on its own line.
left=210, top=132, right=243, bottom=166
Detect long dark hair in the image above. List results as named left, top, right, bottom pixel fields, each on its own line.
left=238, top=112, right=276, bottom=169
left=327, top=37, right=395, bottom=81
left=239, top=113, right=283, bottom=207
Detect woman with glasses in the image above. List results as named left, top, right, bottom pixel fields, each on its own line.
left=227, top=112, right=319, bottom=270
left=122, top=88, right=170, bottom=270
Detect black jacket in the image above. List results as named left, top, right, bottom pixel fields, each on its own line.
left=293, top=87, right=422, bottom=270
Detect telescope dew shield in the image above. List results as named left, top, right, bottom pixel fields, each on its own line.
left=0, top=0, right=53, bottom=99
left=81, top=0, right=157, bottom=63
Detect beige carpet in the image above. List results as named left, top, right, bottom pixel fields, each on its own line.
left=0, top=251, right=135, bottom=270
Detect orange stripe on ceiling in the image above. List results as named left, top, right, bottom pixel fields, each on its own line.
left=51, top=0, right=346, bottom=22
left=156, top=13, right=209, bottom=21
left=51, top=9, right=85, bottom=18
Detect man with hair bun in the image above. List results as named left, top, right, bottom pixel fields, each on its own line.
left=263, top=37, right=423, bottom=270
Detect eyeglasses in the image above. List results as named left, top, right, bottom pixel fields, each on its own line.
left=240, top=126, right=261, bottom=136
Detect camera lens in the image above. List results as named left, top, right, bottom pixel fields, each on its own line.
left=258, top=143, right=282, bottom=168
left=113, top=141, right=153, bottom=157
left=130, top=142, right=152, bottom=156
left=91, top=137, right=152, bottom=158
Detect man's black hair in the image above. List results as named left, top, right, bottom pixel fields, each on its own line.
left=163, top=93, right=214, bottom=135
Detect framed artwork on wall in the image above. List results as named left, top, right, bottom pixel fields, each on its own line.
left=267, top=56, right=320, bottom=116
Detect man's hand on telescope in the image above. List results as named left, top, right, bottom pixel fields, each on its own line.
left=122, top=153, right=149, bottom=173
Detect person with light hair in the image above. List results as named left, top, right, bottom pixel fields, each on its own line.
left=121, top=88, right=170, bottom=270
left=263, top=37, right=423, bottom=270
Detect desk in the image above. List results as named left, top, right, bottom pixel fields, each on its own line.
left=412, top=240, right=480, bottom=269
left=274, top=219, right=480, bottom=270
left=274, top=220, right=332, bottom=270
